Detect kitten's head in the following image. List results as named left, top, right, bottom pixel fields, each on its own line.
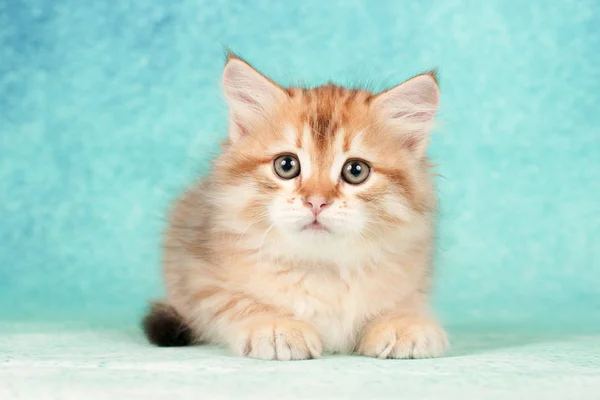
left=213, top=54, right=439, bottom=261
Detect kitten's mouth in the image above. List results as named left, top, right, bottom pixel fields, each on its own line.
left=302, top=221, right=330, bottom=233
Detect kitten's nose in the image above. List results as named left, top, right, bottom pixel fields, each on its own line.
left=303, top=196, right=332, bottom=216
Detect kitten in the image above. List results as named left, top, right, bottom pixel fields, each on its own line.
left=142, top=54, right=448, bottom=360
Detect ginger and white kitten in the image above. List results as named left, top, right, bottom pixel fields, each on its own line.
left=143, top=54, right=448, bottom=360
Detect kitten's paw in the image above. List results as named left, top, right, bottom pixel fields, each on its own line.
left=358, top=316, right=448, bottom=359
left=232, top=319, right=322, bottom=361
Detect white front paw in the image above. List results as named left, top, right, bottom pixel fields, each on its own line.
left=358, top=316, right=448, bottom=359
left=232, top=318, right=322, bottom=361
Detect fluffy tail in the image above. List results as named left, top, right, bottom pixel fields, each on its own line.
left=142, top=302, right=194, bottom=347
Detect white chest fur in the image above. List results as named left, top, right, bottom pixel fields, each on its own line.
left=248, top=264, right=409, bottom=354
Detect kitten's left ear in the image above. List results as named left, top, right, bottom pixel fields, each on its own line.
left=371, top=72, right=440, bottom=156
left=222, top=54, right=288, bottom=143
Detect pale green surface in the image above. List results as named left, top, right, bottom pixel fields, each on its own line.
left=1, top=325, right=600, bottom=400
left=1, top=0, right=600, bottom=398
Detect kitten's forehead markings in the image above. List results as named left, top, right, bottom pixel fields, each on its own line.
left=353, top=131, right=381, bottom=169
left=349, top=130, right=365, bottom=153
left=329, top=128, right=348, bottom=183
left=333, top=127, right=346, bottom=157
left=283, top=125, right=297, bottom=146
left=301, top=123, right=313, bottom=154
left=330, top=129, right=367, bottom=183
left=300, top=123, right=314, bottom=179
left=347, top=130, right=379, bottom=170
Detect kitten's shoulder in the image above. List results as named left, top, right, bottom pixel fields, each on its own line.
left=167, top=177, right=214, bottom=236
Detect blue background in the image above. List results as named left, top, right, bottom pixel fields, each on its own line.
left=1, top=0, right=599, bottom=331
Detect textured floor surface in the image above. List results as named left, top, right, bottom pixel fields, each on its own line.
left=1, top=325, right=600, bottom=400
left=1, top=0, right=599, bottom=398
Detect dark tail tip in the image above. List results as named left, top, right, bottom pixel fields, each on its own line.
left=142, top=302, right=194, bottom=347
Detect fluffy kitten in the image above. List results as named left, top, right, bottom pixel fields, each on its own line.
left=143, top=54, right=448, bottom=360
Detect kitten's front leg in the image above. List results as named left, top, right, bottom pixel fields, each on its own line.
left=230, top=317, right=322, bottom=361
left=202, top=293, right=322, bottom=360
left=357, top=313, right=448, bottom=359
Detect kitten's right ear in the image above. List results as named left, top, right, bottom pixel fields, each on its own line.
left=222, top=54, right=287, bottom=142
left=371, top=72, right=440, bottom=157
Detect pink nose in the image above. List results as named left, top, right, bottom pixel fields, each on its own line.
left=303, top=196, right=332, bottom=216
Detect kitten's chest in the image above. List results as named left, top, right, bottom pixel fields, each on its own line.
left=258, top=267, right=402, bottom=353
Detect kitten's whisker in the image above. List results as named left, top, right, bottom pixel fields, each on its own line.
left=236, top=212, right=269, bottom=239
left=256, top=221, right=278, bottom=266
left=233, top=212, right=270, bottom=258
left=367, top=220, right=404, bottom=229
left=361, top=225, right=389, bottom=245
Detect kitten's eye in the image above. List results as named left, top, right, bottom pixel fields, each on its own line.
left=273, top=154, right=301, bottom=180
left=341, top=159, right=371, bottom=185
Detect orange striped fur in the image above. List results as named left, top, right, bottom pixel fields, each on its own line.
left=159, top=55, right=448, bottom=360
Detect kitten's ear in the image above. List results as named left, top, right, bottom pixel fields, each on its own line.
left=371, top=72, right=440, bottom=156
left=222, top=55, right=287, bottom=142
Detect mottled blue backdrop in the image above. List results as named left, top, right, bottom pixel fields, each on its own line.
left=1, top=0, right=599, bottom=330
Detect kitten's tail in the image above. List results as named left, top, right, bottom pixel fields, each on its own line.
left=142, top=302, right=194, bottom=347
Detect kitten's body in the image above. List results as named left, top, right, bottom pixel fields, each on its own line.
left=144, top=56, right=448, bottom=360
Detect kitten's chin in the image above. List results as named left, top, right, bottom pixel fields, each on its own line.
left=291, top=219, right=361, bottom=239
left=277, top=221, right=338, bottom=243
left=276, top=226, right=371, bottom=265
left=300, top=221, right=331, bottom=235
